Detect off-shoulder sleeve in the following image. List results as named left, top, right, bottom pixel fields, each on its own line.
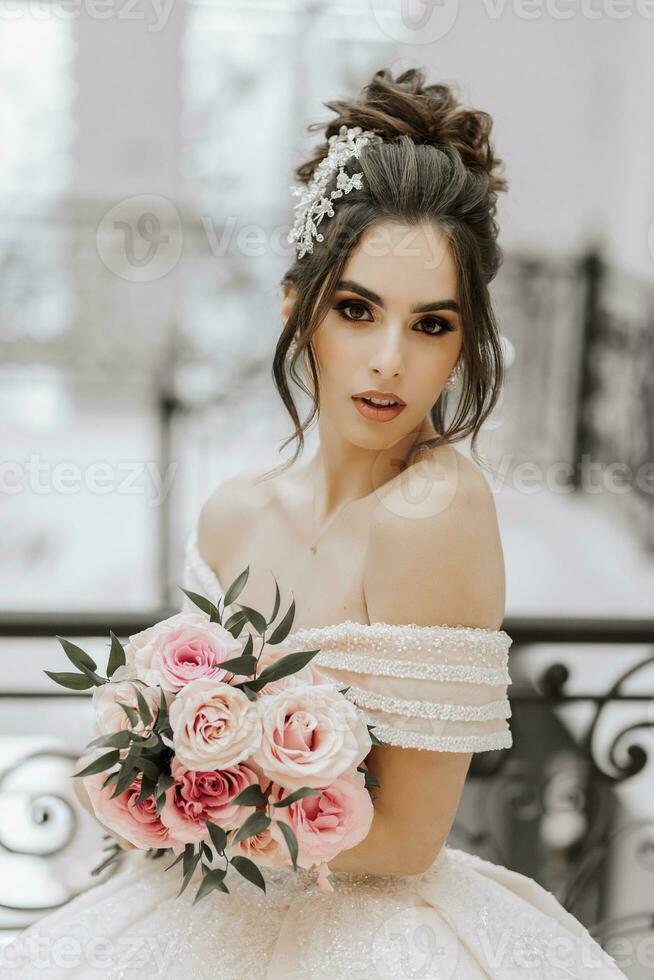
left=288, top=621, right=513, bottom=753
left=180, top=529, right=224, bottom=613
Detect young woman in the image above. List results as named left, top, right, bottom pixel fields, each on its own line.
left=0, top=67, right=626, bottom=979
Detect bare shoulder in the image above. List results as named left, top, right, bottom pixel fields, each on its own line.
left=197, top=466, right=272, bottom=568
left=364, top=443, right=506, bottom=630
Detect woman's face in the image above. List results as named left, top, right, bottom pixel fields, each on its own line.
left=283, top=220, right=463, bottom=451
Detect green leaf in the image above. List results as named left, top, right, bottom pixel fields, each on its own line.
left=219, top=654, right=258, bottom=677
left=234, top=604, right=267, bottom=635
left=56, top=635, right=97, bottom=672
left=117, top=701, right=139, bottom=727
left=101, top=770, right=120, bottom=789
left=368, top=725, right=386, bottom=747
left=275, top=820, right=298, bottom=871
left=179, top=588, right=220, bottom=620
left=249, top=649, right=321, bottom=693
left=192, top=868, right=229, bottom=904
left=358, top=764, right=380, bottom=789
left=272, top=786, right=321, bottom=808
left=205, top=820, right=227, bottom=853
left=136, top=774, right=158, bottom=805
left=230, top=855, right=266, bottom=892
left=223, top=566, right=249, bottom=607
left=44, top=669, right=94, bottom=691
left=156, top=772, right=174, bottom=795
left=266, top=598, right=296, bottom=645
left=224, top=610, right=249, bottom=636
left=73, top=750, right=120, bottom=777
left=268, top=578, right=281, bottom=625
left=164, top=849, right=186, bottom=871
left=232, top=784, right=268, bottom=807
left=201, top=841, right=213, bottom=862
left=109, top=764, right=140, bottom=799
left=107, top=631, right=126, bottom=677
left=131, top=731, right=160, bottom=750
left=86, top=730, right=133, bottom=751
left=178, top=846, right=202, bottom=897
left=230, top=811, right=271, bottom=846
left=130, top=683, right=152, bottom=727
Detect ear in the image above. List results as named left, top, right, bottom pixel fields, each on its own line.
left=280, top=281, right=297, bottom=326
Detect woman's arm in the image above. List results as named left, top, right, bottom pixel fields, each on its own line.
left=328, top=450, right=506, bottom=876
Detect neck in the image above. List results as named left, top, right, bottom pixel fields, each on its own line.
left=303, top=416, right=439, bottom=520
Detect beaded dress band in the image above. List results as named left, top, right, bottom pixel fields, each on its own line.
left=182, top=529, right=513, bottom=754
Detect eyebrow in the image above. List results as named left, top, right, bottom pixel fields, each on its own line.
left=335, top=279, right=460, bottom=315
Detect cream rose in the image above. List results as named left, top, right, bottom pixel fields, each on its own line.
left=92, top=666, right=162, bottom=735
left=169, top=677, right=262, bottom=771
left=253, top=684, right=371, bottom=791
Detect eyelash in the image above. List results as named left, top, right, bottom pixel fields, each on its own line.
left=334, top=300, right=455, bottom=337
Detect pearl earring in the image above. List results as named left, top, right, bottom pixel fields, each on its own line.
left=444, top=362, right=462, bottom=391
left=286, top=337, right=298, bottom=363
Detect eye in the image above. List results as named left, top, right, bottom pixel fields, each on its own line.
left=416, top=317, right=455, bottom=337
left=334, top=300, right=373, bottom=323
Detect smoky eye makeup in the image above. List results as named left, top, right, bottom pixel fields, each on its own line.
left=333, top=298, right=456, bottom=336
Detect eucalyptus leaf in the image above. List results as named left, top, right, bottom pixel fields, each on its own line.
left=44, top=670, right=94, bottom=691
left=230, top=855, right=266, bottom=892
left=266, top=598, right=296, bottom=645
left=179, top=588, right=220, bottom=620
left=232, top=784, right=268, bottom=807
left=107, top=631, right=127, bottom=677
left=272, top=786, right=321, bottom=808
left=234, top=604, right=267, bottom=635
left=219, top=654, right=258, bottom=677
left=249, top=649, right=320, bottom=693
left=73, top=750, right=120, bottom=777
left=276, top=820, right=298, bottom=871
left=205, top=820, right=227, bottom=853
left=117, top=701, right=139, bottom=727
left=130, top=683, right=153, bottom=727
left=192, top=868, right=229, bottom=904
left=56, top=635, right=97, bottom=672
left=268, top=578, right=281, bottom=625
left=230, top=811, right=271, bottom=846
left=223, top=566, right=249, bottom=607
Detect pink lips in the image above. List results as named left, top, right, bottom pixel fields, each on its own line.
left=352, top=396, right=406, bottom=422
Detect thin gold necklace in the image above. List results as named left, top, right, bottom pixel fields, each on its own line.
left=308, top=488, right=356, bottom=555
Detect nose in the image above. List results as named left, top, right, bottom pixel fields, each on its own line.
left=368, top=326, right=403, bottom=378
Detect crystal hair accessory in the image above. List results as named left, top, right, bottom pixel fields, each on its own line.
left=288, top=124, right=383, bottom=260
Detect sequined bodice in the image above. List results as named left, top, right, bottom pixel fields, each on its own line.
left=182, top=529, right=513, bottom=754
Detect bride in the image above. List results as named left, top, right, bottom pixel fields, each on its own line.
left=0, top=67, right=626, bottom=978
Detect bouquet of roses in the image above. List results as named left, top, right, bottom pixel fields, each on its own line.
left=45, top=564, right=383, bottom=902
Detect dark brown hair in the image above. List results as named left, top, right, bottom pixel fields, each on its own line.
left=264, top=66, right=508, bottom=480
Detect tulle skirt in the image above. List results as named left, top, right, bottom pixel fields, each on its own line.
left=0, top=845, right=627, bottom=979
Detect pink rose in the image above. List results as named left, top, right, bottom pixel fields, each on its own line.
left=125, top=611, right=245, bottom=693
left=84, top=770, right=183, bottom=853
left=169, top=677, right=262, bottom=771
left=226, top=821, right=289, bottom=868
left=253, top=684, right=371, bottom=791
left=254, top=644, right=333, bottom=697
left=269, top=770, right=374, bottom=867
left=160, top=757, right=266, bottom=842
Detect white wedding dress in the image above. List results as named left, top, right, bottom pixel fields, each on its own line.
left=0, top=530, right=627, bottom=979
